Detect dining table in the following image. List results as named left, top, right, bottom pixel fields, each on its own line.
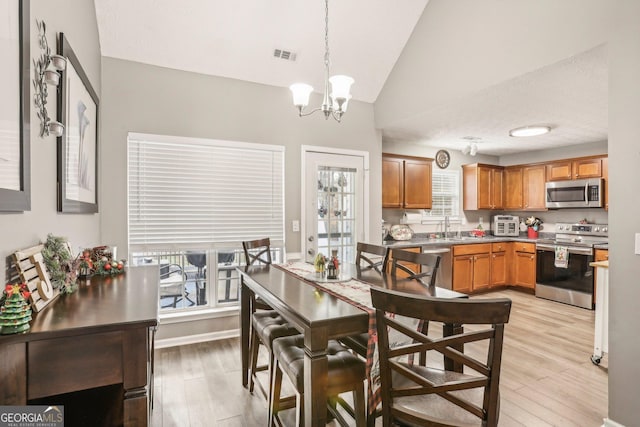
left=238, top=261, right=467, bottom=427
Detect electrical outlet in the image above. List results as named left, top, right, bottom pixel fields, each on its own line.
left=292, top=220, right=300, bottom=232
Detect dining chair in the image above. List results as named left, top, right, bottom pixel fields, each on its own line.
left=355, top=242, right=389, bottom=273
left=370, top=287, right=512, bottom=427
left=159, top=263, right=193, bottom=308
left=270, top=335, right=366, bottom=427
left=242, top=238, right=298, bottom=403
left=388, top=248, right=441, bottom=287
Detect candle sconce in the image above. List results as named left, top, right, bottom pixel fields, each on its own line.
left=33, top=20, right=66, bottom=138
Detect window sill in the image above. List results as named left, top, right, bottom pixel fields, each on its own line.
left=159, top=305, right=239, bottom=324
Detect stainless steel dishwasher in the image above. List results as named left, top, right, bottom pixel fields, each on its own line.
left=423, top=245, right=452, bottom=289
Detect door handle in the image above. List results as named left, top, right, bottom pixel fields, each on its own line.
left=308, top=249, right=315, bottom=255
left=308, top=236, right=314, bottom=242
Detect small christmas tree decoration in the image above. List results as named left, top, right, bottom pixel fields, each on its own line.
left=0, top=283, right=33, bottom=335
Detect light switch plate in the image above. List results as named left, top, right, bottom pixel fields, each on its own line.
left=636, top=233, right=640, bottom=255
left=292, top=220, right=300, bottom=232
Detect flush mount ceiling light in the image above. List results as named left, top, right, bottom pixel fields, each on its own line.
left=509, top=125, right=551, bottom=137
left=461, top=136, right=480, bottom=156
left=289, top=0, right=354, bottom=122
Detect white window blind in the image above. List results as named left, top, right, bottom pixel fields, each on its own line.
left=128, top=133, right=284, bottom=250
left=423, top=169, right=460, bottom=219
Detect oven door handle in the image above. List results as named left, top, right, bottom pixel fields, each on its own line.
left=536, top=243, right=593, bottom=256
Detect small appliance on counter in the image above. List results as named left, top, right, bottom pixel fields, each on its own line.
left=388, top=224, right=414, bottom=241
left=493, top=215, right=520, bottom=236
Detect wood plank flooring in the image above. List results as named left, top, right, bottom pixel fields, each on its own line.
left=150, top=289, right=608, bottom=426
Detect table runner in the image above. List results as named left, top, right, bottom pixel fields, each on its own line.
left=275, top=261, right=414, bottom=416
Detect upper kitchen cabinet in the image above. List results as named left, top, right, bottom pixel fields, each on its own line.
left=382, top=154, right=433, bottom=209
left=503, top=167, right=523, bottom=210
left=462, top=164, right=503, bottom=210
left=546, top=156, right=604, bottom=181
left=522, top=165, right=547, bottom=210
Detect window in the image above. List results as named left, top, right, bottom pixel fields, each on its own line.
left=422, top=169, right=460, bottom=221
left=127, top=133, right=285, bottom=313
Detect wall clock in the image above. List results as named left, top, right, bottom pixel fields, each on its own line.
left=435, top=150, right=450, bottom=169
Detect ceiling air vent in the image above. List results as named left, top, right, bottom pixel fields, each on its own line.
left=273, top=49, right=297, bottom=61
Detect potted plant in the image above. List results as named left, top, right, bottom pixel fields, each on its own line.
left=524, top=216, right=543, bottom=239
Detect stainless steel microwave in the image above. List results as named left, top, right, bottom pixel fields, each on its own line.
left=545, top=178, right=603, bottom=208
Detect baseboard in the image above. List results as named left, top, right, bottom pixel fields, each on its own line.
left=156, top=329, right=239, bottom=349
left=603, top=418, right=626, bottom=427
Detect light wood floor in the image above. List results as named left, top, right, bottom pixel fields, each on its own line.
left=150, top=289, right=608, bottom=426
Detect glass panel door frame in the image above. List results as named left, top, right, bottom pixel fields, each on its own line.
left=301, top=145, right=370, bottom=264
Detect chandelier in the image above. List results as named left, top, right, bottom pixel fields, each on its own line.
left=289, top=0, right=354, bottom=122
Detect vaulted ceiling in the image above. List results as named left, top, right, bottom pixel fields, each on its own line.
left=95, top=0, right=608, bottom=156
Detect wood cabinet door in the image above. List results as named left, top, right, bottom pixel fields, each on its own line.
left=490, top=251, right=507, bottom=287
left=595, top=249, right=609, bottom=262
left=472, top=253, right=491, bottom=291
left=477, top=167, right=493, bottom=209
left=503, top=167, right=523, bottom=209
left=514, top=251, right=536, bottom=288
left=491, top=168, right=504, bottom=209
left=601, top=157, right=608, bottom=211
left=522, top=165, right=546, bottom=210
left=452, top=255, right=473, bottom=294
left=403, top=159, right=432, bottom=209
left=546, top=161, right=573, bottom=181
left=382, top=156, right=403, bottom=208
left=573, top=158, right=602, bottom=179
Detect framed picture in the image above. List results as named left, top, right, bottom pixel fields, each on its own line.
left=57, top=33, right=99, bottom=213
left=0, top=0, right=31, bottom=211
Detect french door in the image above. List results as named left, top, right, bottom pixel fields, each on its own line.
left=303, top=150, right=367, bottom=264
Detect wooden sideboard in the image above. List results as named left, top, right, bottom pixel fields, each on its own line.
left=0, top=266, right=159, bottom=427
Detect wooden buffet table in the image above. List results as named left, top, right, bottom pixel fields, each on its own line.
left=0, top=266, right=159, bottom=426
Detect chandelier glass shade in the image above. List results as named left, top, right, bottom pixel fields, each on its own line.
left=289, top=0, right=354, bottom=122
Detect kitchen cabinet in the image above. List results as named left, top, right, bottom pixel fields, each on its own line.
left=462, top=164, right=503, bottom=210
left=594, top=248, right=609, bottom=305
left=601, top=157, right=608, bottom=211
left=503, top=167, right=523, bottom=210
left=387, top=246, right=421, bottom=278
left=546, top=157, right=603, bottom=181
left=452, top=244, right=491, bottom=293
left=522, top=165, right=547, bottom=210
left=382, top=154, right=433, bottom=209
left=490, top=242, right=509, bottom=287
left=512, top=242, right=536, bottom=289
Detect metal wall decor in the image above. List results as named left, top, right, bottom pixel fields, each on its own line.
left=33, top=19, right=66, bottom=138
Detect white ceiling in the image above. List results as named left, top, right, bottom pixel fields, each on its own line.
left=94, top=0, right=608, bottom=157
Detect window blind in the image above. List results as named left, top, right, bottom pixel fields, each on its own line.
left=424, top=169, right=460, bottom=218
left=128, top=134, right=284, bottom=250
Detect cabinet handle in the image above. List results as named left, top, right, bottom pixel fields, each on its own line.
left=530, top=255, right=534, bottom=260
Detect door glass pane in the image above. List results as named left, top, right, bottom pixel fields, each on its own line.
left=316, top=166, right=357, bottom=262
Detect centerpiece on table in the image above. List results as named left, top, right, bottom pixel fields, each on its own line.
left=524, top=216, right=543, bottom=239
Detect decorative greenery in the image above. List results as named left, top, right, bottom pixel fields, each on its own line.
left=0, top=283, right=32, bottom=335
left=41, top=234, right=78, bottom=294
left=78, top=246, right=125, bottom=276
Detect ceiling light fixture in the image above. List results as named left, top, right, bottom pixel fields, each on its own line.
left=462, top=142, right=478, bottom=156
left=289, top=0, right=354, bottom=122
left=509, top=125, right=551, bottom=137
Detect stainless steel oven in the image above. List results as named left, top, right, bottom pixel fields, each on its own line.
left=535, top=223, right=608, bottom=309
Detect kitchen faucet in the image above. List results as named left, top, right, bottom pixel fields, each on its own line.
left=444, top=215, right=451, bottom=239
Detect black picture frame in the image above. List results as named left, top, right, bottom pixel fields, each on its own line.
left=57, top=33, right=99, bottom=213
left=0, top=0, right=31, bottom=212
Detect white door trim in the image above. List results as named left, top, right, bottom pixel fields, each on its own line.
left=300, top=145, right=370, bottom=261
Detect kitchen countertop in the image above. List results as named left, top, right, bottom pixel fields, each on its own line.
left=383, top=234, right=550, bottom=248
left=594, top=243, right=609, bottom=250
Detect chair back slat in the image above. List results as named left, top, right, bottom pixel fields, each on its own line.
left=371, top=287, right=511, bottom=427
left=354, top=242, right=389, bottom=273
left=242, top=238, right=272, bottom=266
left=389, top=249, right=441, bottom=286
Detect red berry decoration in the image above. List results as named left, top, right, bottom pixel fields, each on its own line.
left=104, top=263, right=112, bottom=271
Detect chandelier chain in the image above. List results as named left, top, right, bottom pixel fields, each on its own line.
left=324, top=0, right=330, bottom=68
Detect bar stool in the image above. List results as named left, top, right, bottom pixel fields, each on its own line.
left=270, top=335, right=366, bottom=427
left=242, top=238, right=298, bottom=402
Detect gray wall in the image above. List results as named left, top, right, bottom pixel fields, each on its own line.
left=609, top=1, right=640, bottom=424
left=100, top=57, right=381, bottom=340
left=0, top=0, right=101, bottom=277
